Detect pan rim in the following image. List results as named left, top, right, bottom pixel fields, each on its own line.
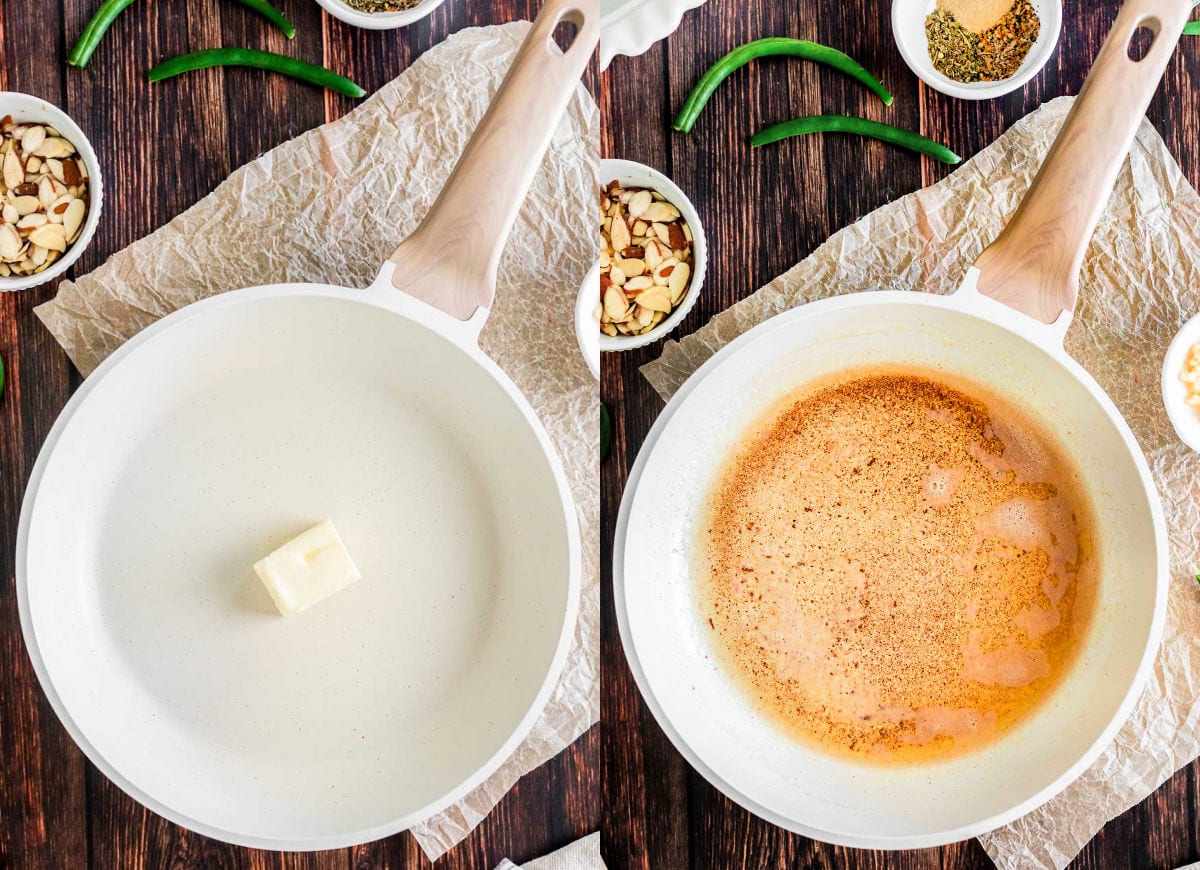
left=16, top=281, right=582, bottom=851
left=612, top=288, right=1169, bottom=849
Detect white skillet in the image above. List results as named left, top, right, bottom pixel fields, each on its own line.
left=615, top=0, right=1184, bottom=848
left=17, top=0, right=597, bottom=851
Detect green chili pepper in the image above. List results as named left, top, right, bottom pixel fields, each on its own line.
left=751, top=115, right=961, bottom=165
left=601, top=403, right=612, bottom=461
left=148, top=49, right=365, bottom=98
left=233, top=0, right=295, bottom=39
left=673, top=38, right=893, bottom=134
left=69, top=0, right=295, bottom=69
left=68, top=0, right=137, bottom=68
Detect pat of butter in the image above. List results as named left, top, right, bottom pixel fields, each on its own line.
left=254, top=519, right=362, bottom=615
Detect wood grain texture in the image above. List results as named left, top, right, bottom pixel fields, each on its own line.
left=0, top=1, right=597, bottom=867
left=600, top=0, right=1200, bottom=867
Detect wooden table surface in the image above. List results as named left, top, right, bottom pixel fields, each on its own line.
left=0, top=0, right=597, bottom=867
left=600, top=1, right=1200, bottom=867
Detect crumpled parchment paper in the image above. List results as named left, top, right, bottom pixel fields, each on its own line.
left=642, top=96, right=1200, bottom=870
left=35, top=22, right=598, bottom=862
left=494, top=832, right=605, bottom=870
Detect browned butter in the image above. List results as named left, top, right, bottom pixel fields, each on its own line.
left=699, top=369, right=1098, bottom=764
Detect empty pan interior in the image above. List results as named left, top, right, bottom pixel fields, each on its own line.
left=619, top=294, right=1162, bottom=847
left=20, top=289, right=574, bottom=847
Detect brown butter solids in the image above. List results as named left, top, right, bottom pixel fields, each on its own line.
left=699, top=370, right=1098, bottom=764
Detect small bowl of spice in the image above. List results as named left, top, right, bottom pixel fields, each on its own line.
left=599, top=158, right=706, bottom=351
left=0, top=93, right=101, bottom=291
left=892, top=0, right=1061, bottom=100
left=1163, top=312, right=1200, bottom=453
left=314, top=0, right=443, bottom=30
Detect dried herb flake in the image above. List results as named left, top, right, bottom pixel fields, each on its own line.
left=925, top=0, right=1040, bottom=83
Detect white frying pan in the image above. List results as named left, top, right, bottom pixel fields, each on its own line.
left=615, top=0, right=1183, bottom=848
left=16, top=0, right=597, bottom=851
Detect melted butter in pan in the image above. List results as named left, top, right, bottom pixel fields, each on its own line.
left=699, top=369, right=1098, bottom=765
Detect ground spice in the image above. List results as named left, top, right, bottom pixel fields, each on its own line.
left=925, top=0, right=1040, bottom=83
left=340, top=0, right=420, bottom=12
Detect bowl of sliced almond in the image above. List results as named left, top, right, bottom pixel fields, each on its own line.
left=0, top=93, right=102, bottom=291
left=599, top=158, right=706, bottom=351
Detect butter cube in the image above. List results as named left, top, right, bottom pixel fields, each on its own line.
left=254, top=519, right=362, bottom=615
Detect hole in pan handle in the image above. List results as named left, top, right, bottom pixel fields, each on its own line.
left=386, top=0, right=599, bottom=324
left=973, top=0, right=1190, bottom=326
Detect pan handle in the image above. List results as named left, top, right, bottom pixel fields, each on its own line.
left=973, top=0, right=1191, bottom=324
left=386, top=0, right=598, bottom=321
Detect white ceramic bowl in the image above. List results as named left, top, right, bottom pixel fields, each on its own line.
left=576, top=261, right=601, bottom=380
left=600, top=0, right=708, bottom=69
left=892, top=0, right=1062, bottom=100
left=315, top=0, right=444, bottom=30
left=0, top=93, right=103, bottom=292
left=599, top=158, right=707, bottom=352
left=1162, top=310, right=1200, bottom=451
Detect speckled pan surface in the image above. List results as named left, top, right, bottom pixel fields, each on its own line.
left=16, top=271, right=580, bottom=850
left=600, top=0, right=707, bottom=68
left=614, top=281, right=1167, bottom=848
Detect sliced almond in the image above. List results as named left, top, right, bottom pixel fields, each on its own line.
left=3, top=150, right=22, bottom=190
left=668, top=261, right=691, bottom=301
left=16, top=212, right=46, bottom=230
left=609, top=212, right=631, bottom=252
left=46, top=158, right=65, bottom=183
left=47, top=194, right=72, bottom=221
left=20, top=125, right=44, bottom=155
left=29, top=243, right=47, bottom=266
left=637, top=286, right=672, bottom=313
left=1, top=203, right=16, bottom=223
left=627, top=189, right=653, bottom=219
left=29, top=222, right=66, bottom=252
left=12, top=195, right=39, bottom=216
left=62, top=158, right=81, bottom=186
left=0, top=223, right=21, bottom=259
left=33, top=136, right=74, bottom=159
left=37, top=176, right=54, bottom=207
left=668, top=222, right=687, bottom=249
left=652, top=223, right=671, bottom=244
left=624, top=275, right=653, bottom=292
left=613, top=257, right=645, bottom=277
left=24, top=155, right=40, bottom=175
left=643, top=240, right=664, bottom=270
left=652, top=257, right=678, bottom=286
left=604, top=286, right=630, bottom=321
left=63, top=199, right=86, bottom=241
left=641, top=201, right=680, bottom=223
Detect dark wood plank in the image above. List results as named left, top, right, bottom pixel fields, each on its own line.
left=0, top=0, right=597, bottom=866
left=601, top=0, right=1200, bottom=867
left=0, top=2, right=89, bottom=866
